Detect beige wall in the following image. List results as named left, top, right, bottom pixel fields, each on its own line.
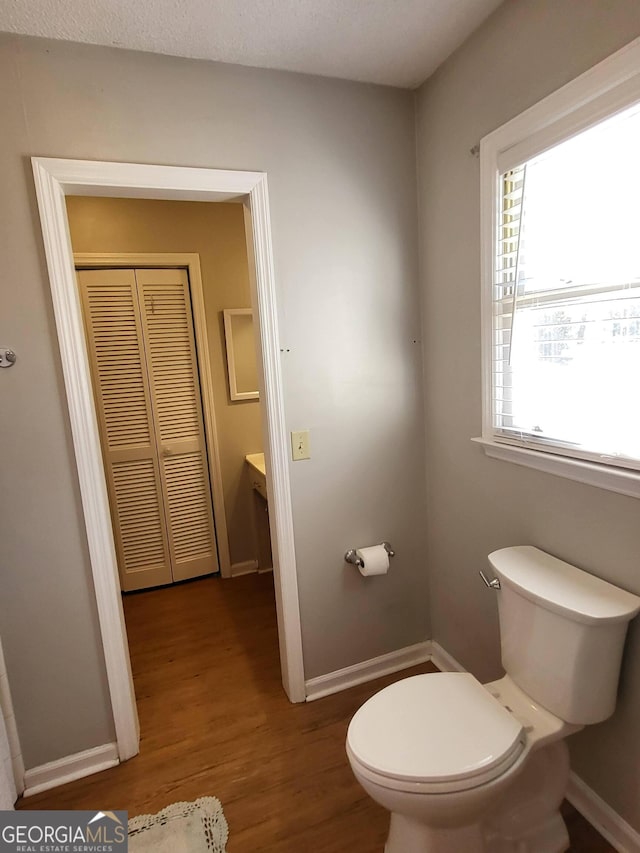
left=416, top=0, right=640, bottom=831
left=66, top=196, right=262, bottom=568
left=0, top=35, right=427, bottom=768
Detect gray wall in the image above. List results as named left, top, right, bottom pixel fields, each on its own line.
left=416, top=0, right=640, bottom=832
left=0, top=35, right=428, bottom=768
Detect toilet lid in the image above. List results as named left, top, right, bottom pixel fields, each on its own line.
left=347, top=673, right=524, bottom=788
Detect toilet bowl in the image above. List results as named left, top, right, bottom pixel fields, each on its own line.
left=346, top=546, right=640, bottom=853
left=347, top=672, right=577, bottom=853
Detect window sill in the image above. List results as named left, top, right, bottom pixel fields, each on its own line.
left=472, top=437, right=640, bottom=500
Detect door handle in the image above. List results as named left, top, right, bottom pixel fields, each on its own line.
left=479, top=570, right=501, bottom=590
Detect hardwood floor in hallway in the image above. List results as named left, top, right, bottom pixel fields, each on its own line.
left=19, top=573, right=613, bottom=851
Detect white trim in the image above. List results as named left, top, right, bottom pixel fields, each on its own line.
left=0, top=640, right=24, bottom=797
left=31, top=158, right=306, bottom=764
left=488, top=37, right=640, bottom=174
left=429, top=640, right=466, bottom=673
left=567, top=772, right=640, bottom=853
left=473, top=438, right=640, bottom=500
left=32, top=158, right=258, bottom=200
left=304, top=641, right=432, bottom=702
left=479, top=36, right=640, bottom=499
left=31, top=160, right=140, bottom=761
left=230, top=559, right=260, bottom=577
left=242, top=200, right=304, bottom=701
left=23, top=743, right=119, bottom=798
left=73, top=251, right=232, bottom=578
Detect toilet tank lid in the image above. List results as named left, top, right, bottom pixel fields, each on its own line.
left=488, top=546, right=640, bottom=625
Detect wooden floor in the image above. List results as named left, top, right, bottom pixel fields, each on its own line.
left=20, top=573, right=613, bottom=851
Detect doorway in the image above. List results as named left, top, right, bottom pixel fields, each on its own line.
left=32, top=158, right=306, bottom=764
left=69, top=194, right=273, bottom=587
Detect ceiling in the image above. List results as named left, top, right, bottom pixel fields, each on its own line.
left=0, top=0, right=503, bottom=89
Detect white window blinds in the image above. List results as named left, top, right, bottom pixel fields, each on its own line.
left=494, top=164, right=526, bottom=435
left=492, top=102, right=640, bottom=468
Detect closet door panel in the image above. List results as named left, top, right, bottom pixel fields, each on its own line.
left=136, top=268, right=219, bottom=581
left=78, top=268, right=173, bottom=591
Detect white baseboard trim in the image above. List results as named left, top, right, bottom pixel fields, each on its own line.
left=305, top=641, right=432, bottom=702
left=23, top=743, right=119, bottom=798
left=430, top=641, right=466, bottom=673
left=567, top=772, right=640, bottom=852
left=432, top=640, right=640, bottom=852
left=230, top=560, right=259, bottom=577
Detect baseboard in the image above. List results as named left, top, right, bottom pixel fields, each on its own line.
left=430, top=640, right=466, bottom=673
left=23, top=743, right=119, bottom=798
left=230, top=560, right=259, bottom=577
left=305, top=641, right=432, bottom=702
left=567, top=772, right=640, bottom=852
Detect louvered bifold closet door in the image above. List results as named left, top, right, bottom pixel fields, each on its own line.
left=136, top=269, right=219, bottom=582
left=78, top=269, right=173, bottom=591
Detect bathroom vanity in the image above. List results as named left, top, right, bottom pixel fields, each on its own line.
left=245, top=452, right=267, bottom=499
left=245, top=453, right=272, bottom=572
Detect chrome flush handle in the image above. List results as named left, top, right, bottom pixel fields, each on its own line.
left=479, top=570, right=501, bottom=590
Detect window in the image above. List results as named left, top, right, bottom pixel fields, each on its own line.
left=478, top=37, right=640, bottom=498
left=495, top=105, right=640, bottom=464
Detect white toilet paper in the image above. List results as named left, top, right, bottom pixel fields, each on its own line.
left=355, top=545, right=390, bottom=577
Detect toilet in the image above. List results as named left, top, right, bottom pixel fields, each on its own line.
left=346, top=545, right=640, bottom=853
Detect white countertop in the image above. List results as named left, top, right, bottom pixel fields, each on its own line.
left=245, top=452, right=266, bottom=477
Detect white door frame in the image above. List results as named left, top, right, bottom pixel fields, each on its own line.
left=31, top=157, right=306, bottom=762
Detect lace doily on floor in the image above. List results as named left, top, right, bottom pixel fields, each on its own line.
left=128, top=795, right=228, bottom=852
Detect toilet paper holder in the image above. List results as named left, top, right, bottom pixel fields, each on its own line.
left=345, top=542, right=395, bottom=569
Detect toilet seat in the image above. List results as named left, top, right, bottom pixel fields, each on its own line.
left=347, top=673, right=526, bottom=794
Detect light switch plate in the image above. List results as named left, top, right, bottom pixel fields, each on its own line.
left=291, top=429, right=311, bottom=461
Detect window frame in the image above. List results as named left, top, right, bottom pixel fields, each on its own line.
left=476, top=35, right=640, bottom=500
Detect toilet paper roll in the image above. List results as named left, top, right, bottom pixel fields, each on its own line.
left=355, top=545, right=390, bottom=577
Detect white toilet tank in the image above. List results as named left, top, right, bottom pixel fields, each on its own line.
left=488, top=546, right=640, bottom=725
